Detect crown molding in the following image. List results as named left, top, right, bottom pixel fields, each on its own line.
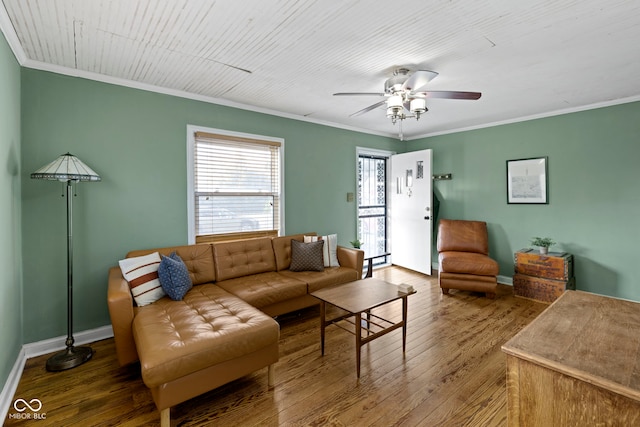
left=20, top=56, right=395, bottom=140
left=407, top=94, right=640, bottom=141
left=0, top=2, right=26, bottom=64
left=0, top=3, right=393, bottom=139
left=26, top=53, right=640, bottom=144
left=5, top=4, right=638, bottom=144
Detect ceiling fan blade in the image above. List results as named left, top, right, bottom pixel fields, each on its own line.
left=414, top=91, right=482, bottom=100
left=350, top=100, right=387, bottom=117
left=333, top=92, right=386, bottom=96
left=402, top=70, right=439, bottom=91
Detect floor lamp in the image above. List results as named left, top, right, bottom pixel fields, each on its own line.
left=31, top=153, right=101, bottom=371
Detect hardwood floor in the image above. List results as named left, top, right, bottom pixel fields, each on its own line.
left=7, top=267, right=547, bottom=426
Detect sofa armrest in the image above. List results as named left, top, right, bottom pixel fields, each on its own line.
left=337, top=246, right=364, bottom=280
left=107, top=266, right=139, bottom=366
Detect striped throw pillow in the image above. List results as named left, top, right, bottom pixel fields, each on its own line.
left=118, top=252, right=165, bottom=306
left=304, top=234, right=340, bottom=267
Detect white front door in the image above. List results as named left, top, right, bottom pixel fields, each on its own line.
left=390, top=149, right=433, bottom=275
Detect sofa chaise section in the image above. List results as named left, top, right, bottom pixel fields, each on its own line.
left=108, top=243, right=218, bottom=366
left=132, top=284, right=279, bottom=412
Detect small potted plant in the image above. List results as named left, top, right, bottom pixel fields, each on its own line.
left=350, top=239, right=362, bottom=249
left=530, top=237, right=555, bottom=255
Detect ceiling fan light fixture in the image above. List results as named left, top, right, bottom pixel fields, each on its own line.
left=410, top=98, right=426, bottom=113
left=410, top=98, right=427, bottom=120
left=386, top=95, right=404, bottom=124
left=387, top=95, right=403, bottom=109
left=386, top=107, right=398, bottom=122
left=387, top=108, right=405, bottom=124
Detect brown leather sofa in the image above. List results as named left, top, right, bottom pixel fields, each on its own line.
left=437, top=219, right=499, bottom=298
left=107, top=233, right=363, bottom=427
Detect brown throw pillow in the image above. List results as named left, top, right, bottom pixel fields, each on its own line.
left=289, top=239, right=325, bottom=272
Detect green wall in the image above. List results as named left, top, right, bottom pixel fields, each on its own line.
left=409, top=103, right=640, bottom=301
left=20, top=69, right=397, bottom=342
left=0, top=31, right=22, bottom=389
left=15, top=59, right=640, bottom=346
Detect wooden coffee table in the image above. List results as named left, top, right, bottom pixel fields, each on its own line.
left=310, top=278, right=416, bottom=378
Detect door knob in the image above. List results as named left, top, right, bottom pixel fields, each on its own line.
left=424, top=216, right=430, bottom=220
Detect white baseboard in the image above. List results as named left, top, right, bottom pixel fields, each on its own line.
left=1, top=325, right=114, bottom=421
left=498, top=275, right=513, bottom=286
left=22, top=325, right=114, bottom=358
left=0, top=348, right=26, bottom=422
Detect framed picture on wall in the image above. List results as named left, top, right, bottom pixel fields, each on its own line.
left=506, top=157, right=548, bottom=204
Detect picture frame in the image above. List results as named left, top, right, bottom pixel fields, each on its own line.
left=506, top=157, right=548, bottom=204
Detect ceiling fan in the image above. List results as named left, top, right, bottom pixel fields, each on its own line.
left=334, top=68, right=481, bottom=139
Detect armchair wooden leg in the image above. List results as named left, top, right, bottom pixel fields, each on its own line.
left=160, top=407, right=170, bottom=427
left=441, top=288, right=450, bottom=295
left=486, top=292, right=496, bottom=299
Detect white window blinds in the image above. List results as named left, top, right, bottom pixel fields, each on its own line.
left=193, top=131, right=281, bottom=239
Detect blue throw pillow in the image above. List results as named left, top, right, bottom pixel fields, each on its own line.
left=158, top=252, right=193, bottom=301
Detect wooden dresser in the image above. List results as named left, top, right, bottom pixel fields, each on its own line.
left=502, top=290, right=640, bottom=426
left=513, top=249, right=575, bottom=303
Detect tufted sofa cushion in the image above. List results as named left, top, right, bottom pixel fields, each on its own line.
left=278, top=267, right=359, bottom=293
left=132, top=283, right=279, bottom=388
left=213, top=237, right=276, bottom=281
left=216, top=271, right=307, bottom=308
left=127, top=244, right=216, bottom=286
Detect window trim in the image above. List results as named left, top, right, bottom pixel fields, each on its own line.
left=186, top=125, right=285, bottom=244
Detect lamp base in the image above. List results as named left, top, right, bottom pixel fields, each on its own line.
left=46, top=346, right=93, bottom=372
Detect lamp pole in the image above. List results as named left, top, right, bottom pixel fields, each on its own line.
left=66, top=179, right=74, bottom=349
left=45, top=180, right=93, bottom=371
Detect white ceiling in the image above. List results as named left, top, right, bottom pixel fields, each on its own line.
left=2, top=0, right=640, bottom=140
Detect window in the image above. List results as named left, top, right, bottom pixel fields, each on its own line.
left=356, top=147, right=393, bottom=266
left=187, top=126, right=284, bottom=243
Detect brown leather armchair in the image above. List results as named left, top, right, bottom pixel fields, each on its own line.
left=437, top=219, right=499, bottom=299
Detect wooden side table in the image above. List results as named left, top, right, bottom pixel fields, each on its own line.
left=513, top=249, right=575, bottom=303
left=363, top=253, right=390, bottom=278
left=502, top=290, right=640, bottom=426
